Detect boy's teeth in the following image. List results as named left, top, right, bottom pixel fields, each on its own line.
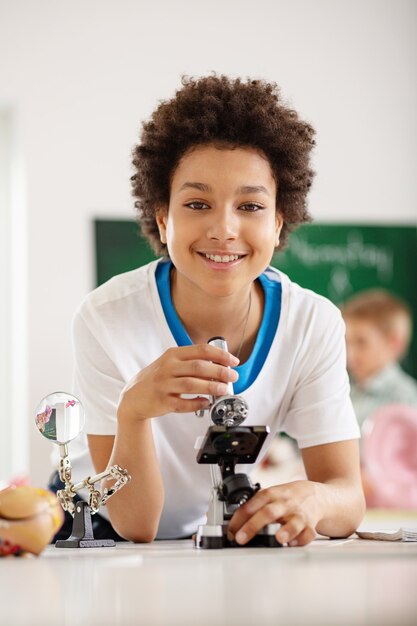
left=205, top=253, right=240, bottom=263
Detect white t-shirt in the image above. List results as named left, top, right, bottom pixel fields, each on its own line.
left=64, top=259, right=359, bottom=539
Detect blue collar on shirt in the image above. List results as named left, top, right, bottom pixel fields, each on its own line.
left=155, top=258, right=281, bottom=393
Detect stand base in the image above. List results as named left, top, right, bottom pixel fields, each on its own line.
left=195, top=523, right=282, bottom=549
left=55, top=501, right=115, bottom=549
left=56, top=538, right=115, bottom=549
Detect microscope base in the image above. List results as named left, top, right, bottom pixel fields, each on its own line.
left=195, top=523, right=282, bottom=549
left=56, top=538, right=116, bottom=548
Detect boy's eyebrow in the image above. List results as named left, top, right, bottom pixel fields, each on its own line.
left=179, top=182, right=211, bottom=192
left=179, top=182, right=271, bottom=195
left=237, top=185, right=270, bottom=196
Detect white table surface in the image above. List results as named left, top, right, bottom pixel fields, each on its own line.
left=1, top=511, right=417, bottom=626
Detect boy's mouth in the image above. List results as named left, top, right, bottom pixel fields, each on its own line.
left=197, top=252, right=246, bottom=264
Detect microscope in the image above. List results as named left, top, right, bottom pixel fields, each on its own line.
left=194, top=337, right=281, bottom=549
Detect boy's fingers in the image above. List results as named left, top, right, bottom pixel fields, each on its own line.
left=286, top=527, right=317, bottom=547
left=170, top=396, right=210, bottom=413
left=228, top=488, right=275, bottom=537
left=174, top=344, right=239, bottom=367
left=173, top=378, right=231, bottom=397
left=275, top=516, right=306, bottom=545
left=176, top=360, right=239, bottom=384
left=231, top=502, right=286, bottom=545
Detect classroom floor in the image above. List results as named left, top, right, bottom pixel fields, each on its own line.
left=1, top=509, right=417, bottom=626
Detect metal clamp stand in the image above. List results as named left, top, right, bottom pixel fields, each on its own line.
left=56, top=501, right=115, bottom=548
left=55, top=443, right=131, bottom=549
left=35, top=392, right=131, bottom=549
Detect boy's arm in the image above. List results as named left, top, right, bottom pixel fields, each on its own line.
left=86, top=343, right=240, bottom=542
left=88, top=420, right=164, bottom=543
left=227, top=439, right=365, bottom=546
left=301, top=439, right=365, bottom=538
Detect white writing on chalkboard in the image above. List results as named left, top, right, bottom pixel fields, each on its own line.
left=290, top=231, right=393, bottom=281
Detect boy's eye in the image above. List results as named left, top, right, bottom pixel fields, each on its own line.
left=239, top=203, right=264, bottom=212
left=186, top=201, right=209, bottom=210
left=185, top=201, right=264, bottom=211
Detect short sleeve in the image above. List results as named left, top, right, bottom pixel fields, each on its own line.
left=72, top=309, right=124, bottom=435
left=281, top=309, right=360, bottom=448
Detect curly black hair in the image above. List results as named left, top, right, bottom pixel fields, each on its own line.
left=131, top=75, right=315, bottom=255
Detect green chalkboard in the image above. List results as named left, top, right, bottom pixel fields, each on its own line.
left=95, top=220, right=417, bottom=378
left=95, top=220, right=155, bottom=284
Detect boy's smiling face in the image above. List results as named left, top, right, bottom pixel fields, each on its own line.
left=156, top=144, right=282, bottom=300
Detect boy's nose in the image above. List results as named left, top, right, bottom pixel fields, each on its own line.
left=206, top=208, right=239, bottom=241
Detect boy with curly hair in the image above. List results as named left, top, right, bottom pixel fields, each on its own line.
left=53, top=75, right=364, bottom=546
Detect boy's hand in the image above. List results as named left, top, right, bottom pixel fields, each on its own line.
left=117, top=344, right=239, bottom=422
left=227, top=480, right=323, bottom=547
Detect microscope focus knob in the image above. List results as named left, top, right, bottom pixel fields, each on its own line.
left=221, top=473, right=260, bottom=505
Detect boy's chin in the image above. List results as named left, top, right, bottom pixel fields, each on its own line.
left=349, top=370, right=369, bottom=385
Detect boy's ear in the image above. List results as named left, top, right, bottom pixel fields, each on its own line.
left=155, top=207, right=168, bottom=244
left=275, top=212, right=284, bottom=247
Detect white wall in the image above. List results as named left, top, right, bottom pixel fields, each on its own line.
left=0, top=0, right=416, bottom=485
left=0, top=107, right=28, bottom=482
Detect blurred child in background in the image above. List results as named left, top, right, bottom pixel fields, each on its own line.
left=342, top=289, right=417, bottom=427
left=257, top=289, right=417, bottom=498
left=342, top=289, right=417, bottom=508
